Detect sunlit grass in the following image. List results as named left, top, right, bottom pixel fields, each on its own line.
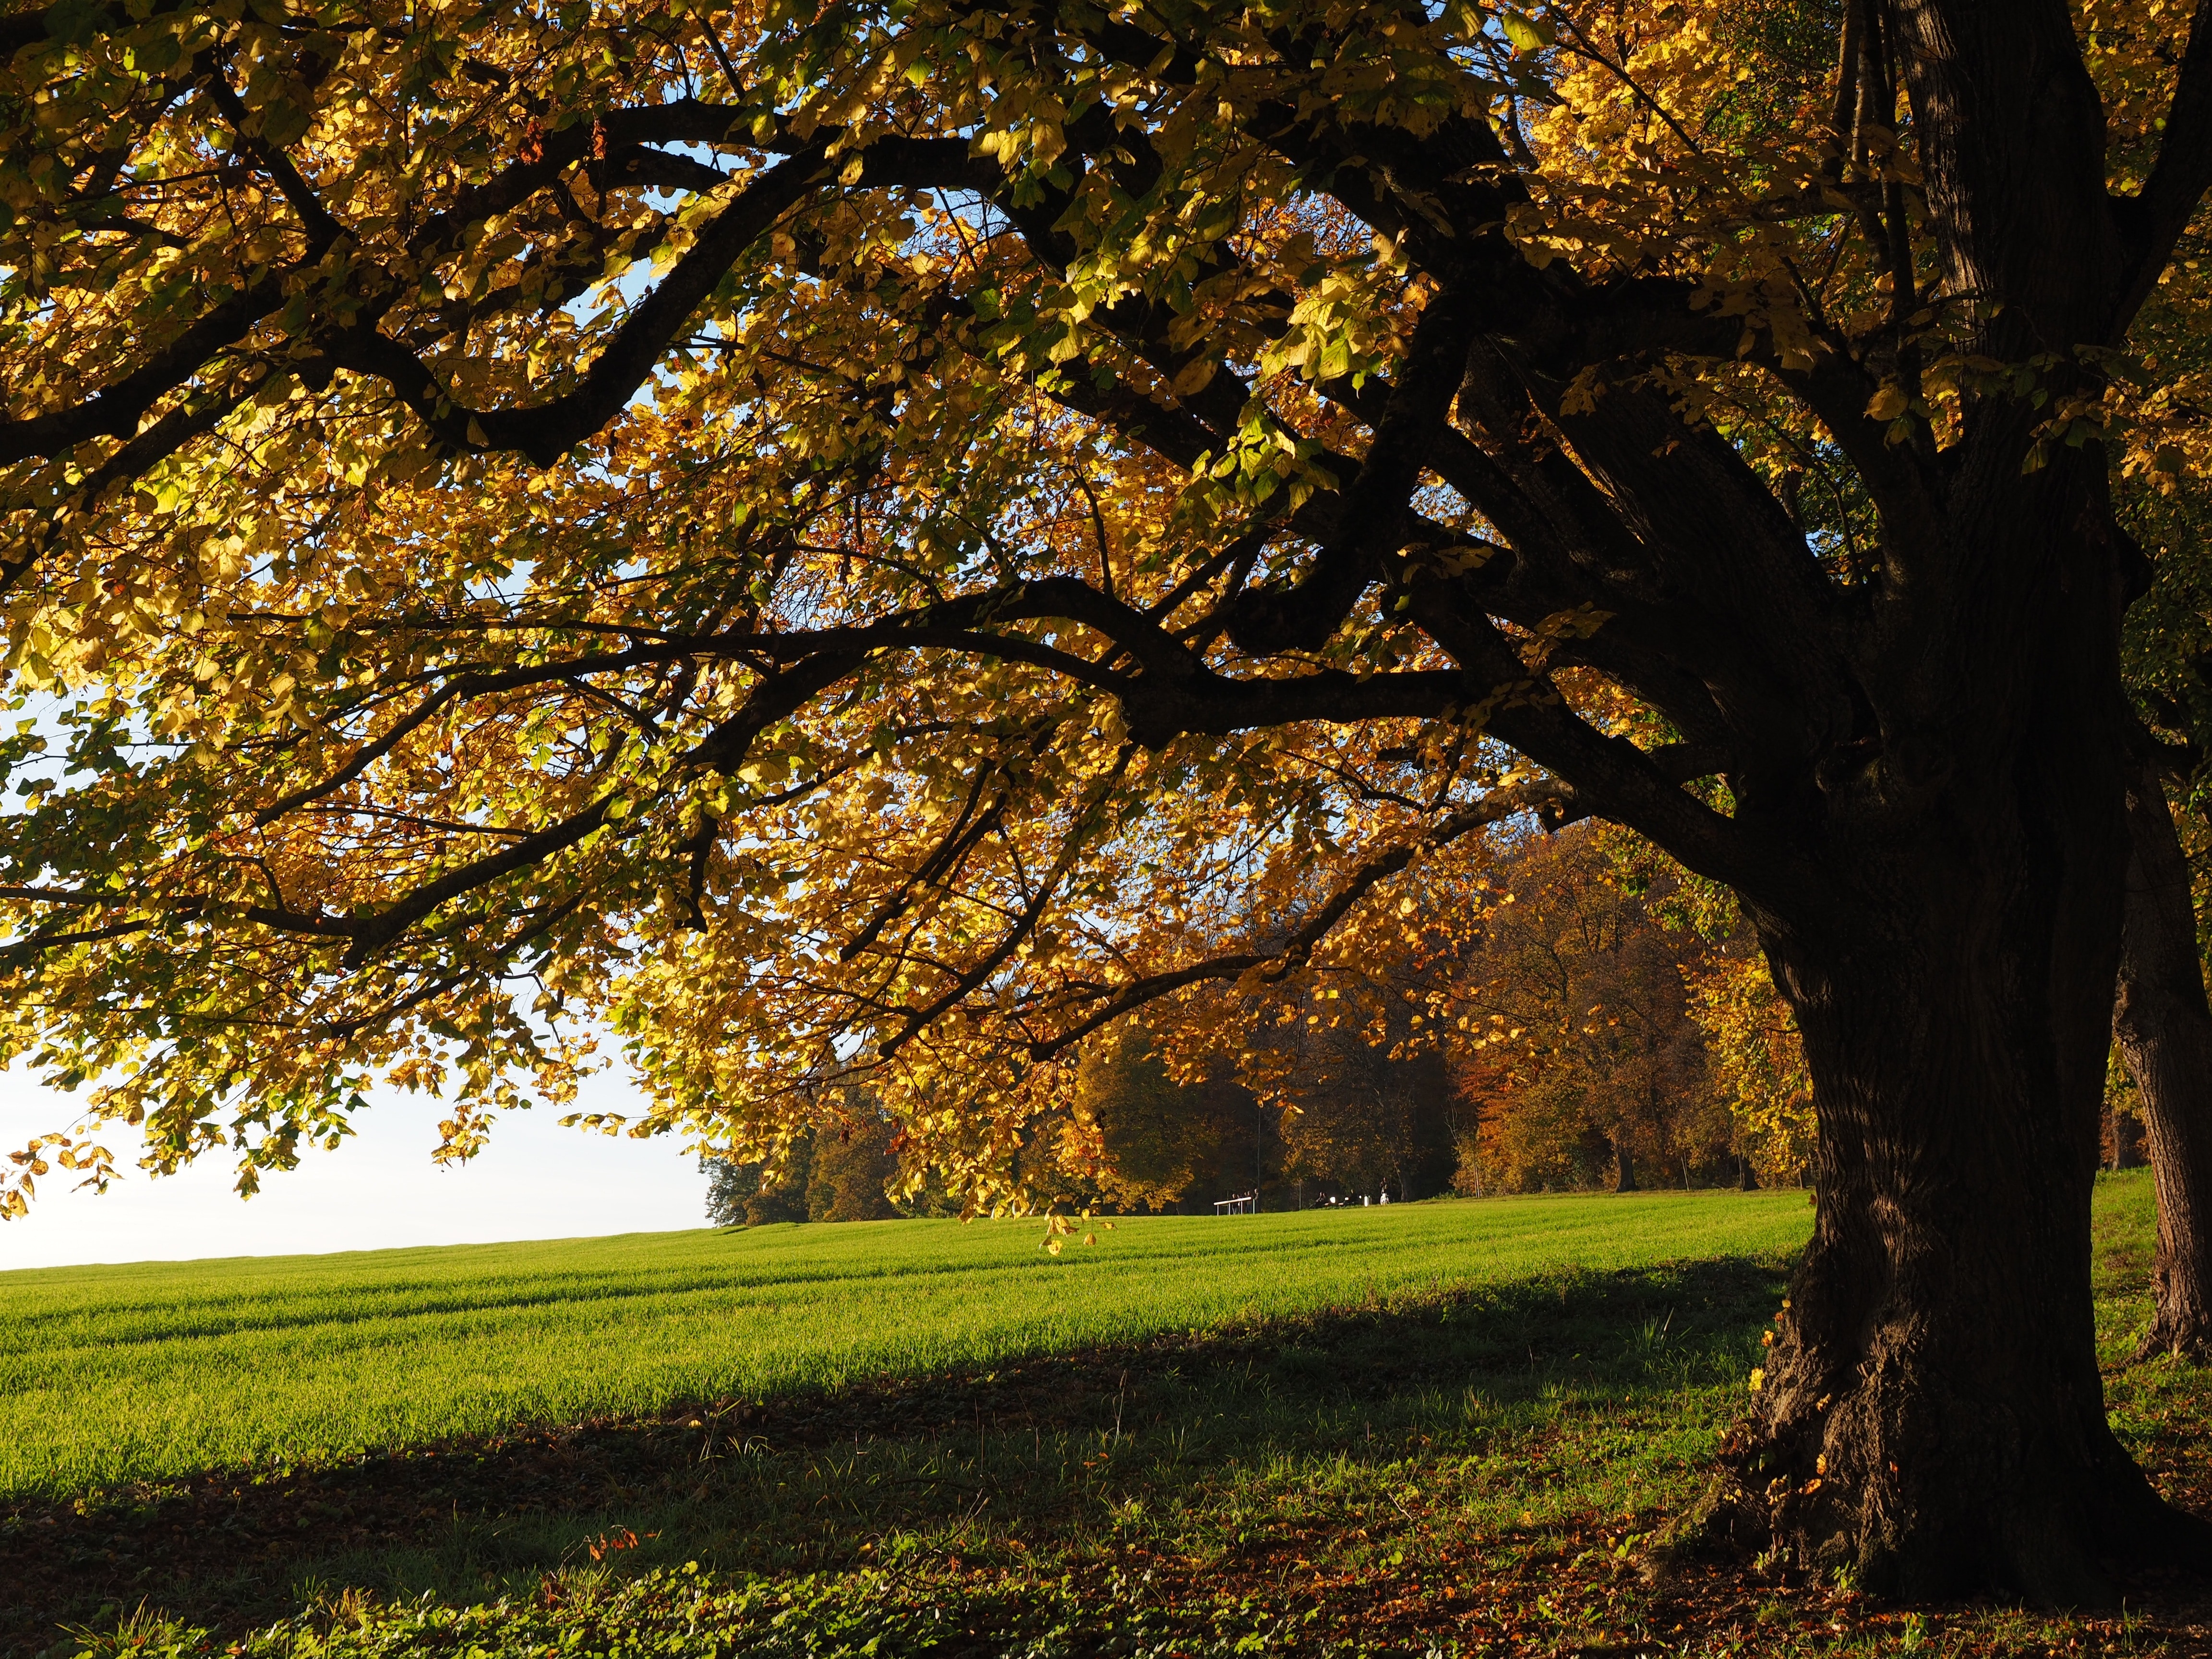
left=0, top=1190, right=1811, bottom=1498
left=19, top=1177, right=2207, bottom=1654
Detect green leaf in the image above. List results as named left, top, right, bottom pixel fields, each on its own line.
left=258, top=96, right=313, bottom=149
left=42, top=0, right=105, bottom=45
left=1500, top=8, right=1556, bottom=50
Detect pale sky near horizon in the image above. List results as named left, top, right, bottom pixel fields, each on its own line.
left=0, top=1062, right=711, bottom=1273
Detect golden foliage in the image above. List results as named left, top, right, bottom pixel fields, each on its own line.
left=0, top=0, right=2198, bottom=1218
left=1447, top=828, right=1726, bottom=1193
left=1683, top=948, right=1815, bottom=1184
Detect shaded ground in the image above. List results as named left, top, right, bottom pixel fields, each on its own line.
left=8, top=1174, right=2212, bottom=1655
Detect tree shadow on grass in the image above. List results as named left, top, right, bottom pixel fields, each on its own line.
left=1, top=1256, right=1790, bottom=1649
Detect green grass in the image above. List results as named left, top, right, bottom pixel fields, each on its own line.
left=15, top=1176, right=2212, bottom=1655
left=0, top=1190, right=1810, bottom=1499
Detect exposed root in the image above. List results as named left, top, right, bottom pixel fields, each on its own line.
left=1677, top=1415, right=2212, bottom=1608
left=2134, top=1312, right=2212, bottom=1367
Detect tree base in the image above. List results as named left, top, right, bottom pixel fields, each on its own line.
left=1661, top=1418, right=2212, bottom=1606
left=2134, top=1311, right=2212, bottom=1367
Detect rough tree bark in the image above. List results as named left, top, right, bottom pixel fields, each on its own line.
left=1703, top=451, right=2188, bottom=1600
left=2112, top=757, right=2212, bottom=1360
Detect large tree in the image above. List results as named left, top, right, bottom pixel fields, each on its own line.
left=1, top=0, right=2209, bottom=1600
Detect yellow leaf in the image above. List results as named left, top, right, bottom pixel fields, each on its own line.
left=1864, top=384, right=1909, bottom=422
left=1170, top=358, right=1218, bottom=397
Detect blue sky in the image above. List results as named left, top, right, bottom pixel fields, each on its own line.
left=0, top=1064, right=709, bottom=1270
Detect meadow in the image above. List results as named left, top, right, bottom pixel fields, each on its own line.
left=9, top=1178, right=2212, bottom=1656
left=0, top=1190, right=1808, bottom=1498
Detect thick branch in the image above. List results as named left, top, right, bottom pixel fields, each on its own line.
left=0, top=274, right=291, bottom=465
left=2113, top=0, right=2212, bottom=332
left=1225, top=282, right=1479, bottom=654
left=327, top=143, right=835, bottom=465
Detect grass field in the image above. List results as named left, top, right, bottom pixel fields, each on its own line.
left=0, top=1190, right=1810, bottom=1498
left=10, top=1177, right=2212, bottom=1656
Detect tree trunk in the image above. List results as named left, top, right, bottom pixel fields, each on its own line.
left=2107, top=1107, right=2144, bottom=1170
left=1615, top=1142, right=1637, bottom=1192
left=1728, top=938, right=2169, bottom=1598
left=1720, top=863, right=2192, bottom=1595
left=2111, top=757, right=2212, bottom=1361
left=1739, top=1152, right=1759, bottom=1191
left=1703, top=495, right=2210, bottom=1599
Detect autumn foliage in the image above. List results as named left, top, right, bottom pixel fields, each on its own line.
left=5, top=0, right=2212, bottom=1587
left=0, top=0, right=2184, bottom=1223
left=705, top=816, right=1818, bottom=1219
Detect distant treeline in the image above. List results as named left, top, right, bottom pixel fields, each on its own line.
left=706, top=825, right=1842, bottom=1226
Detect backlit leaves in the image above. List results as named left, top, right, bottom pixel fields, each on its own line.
left=0, top=0, right=2200, bottom=1217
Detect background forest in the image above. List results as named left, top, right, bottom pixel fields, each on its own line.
left=708, top=823, right=1829, bottom=1223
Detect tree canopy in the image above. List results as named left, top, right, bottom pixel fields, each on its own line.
left=6, top=0, right=2212, bottom=1589
left=0, top=0, right=2197, bottom=1188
